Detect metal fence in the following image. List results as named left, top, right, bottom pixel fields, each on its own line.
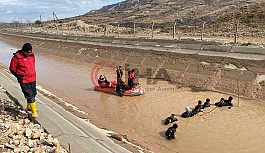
left=0, top=20, right=264, bottom=46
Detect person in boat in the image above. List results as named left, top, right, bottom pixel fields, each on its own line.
left=165, top=123, right=178, bottom=139
left=164, top=114, right=178, bottom=125
left=98, top=75, right=111, bottom=88
left=116, top=66, right=123, bottom=82
left=215, top=98, right=225, bottom=107
left=181, top=106, right=195, bottom=118
left=116, top=78, right=126, bottom=97
left=202, top=98, right=211, bottom=109
left=128, top=69, right=135, bottom=89
left=192, top=100, right=203, bottom=114
left=223, top=96, right=233, bottom=107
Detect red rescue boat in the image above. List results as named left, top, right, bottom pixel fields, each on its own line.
left=94, top=81, right=145, bottom=96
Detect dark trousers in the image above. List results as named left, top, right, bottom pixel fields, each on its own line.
left=20, top=81, right=37, bottom=103
left=128, top=78, right=134, bottom=89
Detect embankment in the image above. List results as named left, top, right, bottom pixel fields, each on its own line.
left=1, top=33, right=265, bottom=101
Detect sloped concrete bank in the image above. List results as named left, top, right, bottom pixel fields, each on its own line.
left=0, top=33, right=265, bottom=101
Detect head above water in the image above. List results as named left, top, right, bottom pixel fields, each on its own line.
left=172, top=123, right=178, bottom=129
left=228, top=96, right=233, bottom=101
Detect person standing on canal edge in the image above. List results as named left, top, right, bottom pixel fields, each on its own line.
left=9, top=43, right=38, bottom=118
left=116, top=66, right=123, bottom=82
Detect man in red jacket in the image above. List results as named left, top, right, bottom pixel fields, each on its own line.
left=128, top=69, right=135, bottom=89
left=9, top=43, right=38, bottom=118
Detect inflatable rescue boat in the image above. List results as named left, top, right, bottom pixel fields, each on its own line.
left=94, top=81, right=145, bottom=96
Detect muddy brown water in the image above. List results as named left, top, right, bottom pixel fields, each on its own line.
left=1, top=41, right=265, bottom=153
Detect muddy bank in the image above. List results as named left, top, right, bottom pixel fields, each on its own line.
left=1, top=33, right=264, bottom=101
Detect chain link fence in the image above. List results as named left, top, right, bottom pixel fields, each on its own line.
left=0, top=19, right=264, bottom=46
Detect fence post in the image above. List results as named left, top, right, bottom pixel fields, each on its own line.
left=56, top=24, right=59, bottom=35
left=68, top=24, right=70, bottom=35
left=118, top=23, right=120, bottom=37
left=173, top=22, right=176, bottom=39
left=151, top=22, right=154, bottom=38
left=234, top=21, right=239, bottom=44
left=133, top=23, right=136, bottom=37
left=104, top=24, right=107, bottom=36
left=94, top=24, right=96, bottom=36
left=201, top=21, right=205, bottom=40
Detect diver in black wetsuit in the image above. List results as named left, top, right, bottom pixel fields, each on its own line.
left=164, top=114, right=178, bottom=125
left=223, top=96, right=233, bottom=106
left=165, top=123, right=178, bottom=139
left=215, top=98, right=225, bottom=107
left=116, top=78, right=126, bottom=97
left=202, top=98, right=211, bottom=109
left=192, top=100, right=204, bottom=114
left=181, top=106, right=195, bottom=118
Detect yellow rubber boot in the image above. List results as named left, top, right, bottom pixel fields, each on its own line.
left=27, top=102, right=38, bottom=111
left=27, top=103, right=31, bottom=110
left=29, top=102, right=38, bottom=118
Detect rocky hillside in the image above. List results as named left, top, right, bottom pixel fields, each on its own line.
left=206, top=2, right=265, bottom=37
left=74, top=0, right=264, bottom=28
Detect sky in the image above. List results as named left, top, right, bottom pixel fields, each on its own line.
left=0, top=0, right=123, bottom=23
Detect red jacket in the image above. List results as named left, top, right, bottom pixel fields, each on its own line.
left=129, top=72, right=135, bottom=81
left=9, top=50, right=36, bottom=83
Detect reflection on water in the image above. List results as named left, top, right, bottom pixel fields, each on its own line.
left=0, top=41, right=18, bottom=66
left=1, top=40, right=265, bottom=153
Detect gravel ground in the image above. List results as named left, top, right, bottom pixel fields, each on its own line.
left=0, top=85, right=67, bottom=153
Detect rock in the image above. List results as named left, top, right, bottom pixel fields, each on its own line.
left=28, top=139, right=37, bottom=148
left=4, top=121, right=11, bottom=129
left=13, top=147, right=21, bottom=152
left=7, top=130, right=15, bottom=138
left=25, top=128, right=32, bottom=138
left=20, top=146, right=30, bottom=152
left=0, top=97, right=67, bottom=153
left=5, top=143, right=15, bottom=149
left=18, top=119, right=24, bottom=125
left=32, top=132, right=42, bottom=139
left=13, top=139, right=20, bottom=145
left=24, top=119, right=30, bottom=125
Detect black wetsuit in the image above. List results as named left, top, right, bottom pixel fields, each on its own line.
left=202, top=102, right=211, bottom=109
left=164, top=117, right=178, bottom=125
left=224, top=99, right=233, bottom=106
left=192, top=105, right=203, bottom=114
left=181, top=111, right=195, bottom=118
left=116, top=82, right=125, bottom=97
left=215, top=101, right=224, bottom=107
left=116, top=69, right=123, bottom=82
left=165, top=127, right=177, bottom=139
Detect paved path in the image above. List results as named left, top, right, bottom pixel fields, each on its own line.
left=0, top=69, right=131, bottom=153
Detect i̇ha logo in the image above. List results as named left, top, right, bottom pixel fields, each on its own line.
left=90, top=60, right=118, bottom=86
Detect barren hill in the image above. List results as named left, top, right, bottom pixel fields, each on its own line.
left=70, top=0, right=264, bottom=28
left=206, top=2, right=265, bottom=37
